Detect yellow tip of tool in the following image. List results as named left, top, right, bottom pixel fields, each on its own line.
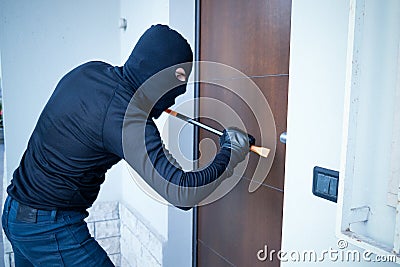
left=250, top=146, right=270, bottom=158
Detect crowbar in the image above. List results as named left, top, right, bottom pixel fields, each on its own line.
left=164, top=109, right=270, bottom=158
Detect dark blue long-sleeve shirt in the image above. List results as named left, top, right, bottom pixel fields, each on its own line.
left=7, top=25, right=232, bottom=210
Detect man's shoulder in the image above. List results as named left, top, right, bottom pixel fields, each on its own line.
left=56, top=60, right=117, bottom=95
left=75, top=60, right=113, bottom=72
left=62, top=61, right=117, bottom=85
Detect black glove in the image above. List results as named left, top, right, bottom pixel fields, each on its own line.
left=219, top=127, right=255, bottom=168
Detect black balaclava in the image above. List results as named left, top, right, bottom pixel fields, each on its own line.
left=123, top=24, right=193, bottom=119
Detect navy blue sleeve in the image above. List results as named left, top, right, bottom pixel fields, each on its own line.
left=103, top=96, right=233, bottom=209
left=145, top=119, right=231, bottom=188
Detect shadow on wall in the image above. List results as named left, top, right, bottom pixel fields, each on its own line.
left=0, top=75, right=5, bottom=266
left=1, top=143, right=5, bottom=267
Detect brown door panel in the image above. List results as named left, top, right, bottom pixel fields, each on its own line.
left=199, top=76, right=288, bottom=190
left=198, top=241, right=234, bottom=267
left=198, top=178, right=283, bottom=267
left=200, top=0, right=291, bottom=76
left=197, top=0, right=292, bottom=266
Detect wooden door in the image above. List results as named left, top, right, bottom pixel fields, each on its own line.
left=196, top=1, right=292, bottom=266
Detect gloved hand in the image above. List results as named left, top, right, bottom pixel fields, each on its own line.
left=219, top=127, right=255, bottom=168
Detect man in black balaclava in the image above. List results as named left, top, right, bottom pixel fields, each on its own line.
left=2, top=25, right=253, bottom=266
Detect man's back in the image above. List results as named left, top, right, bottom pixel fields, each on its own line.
left=7, top=61, right=126, bottom=210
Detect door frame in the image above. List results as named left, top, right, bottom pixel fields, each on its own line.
left=192, top=0, right=201, bottom=266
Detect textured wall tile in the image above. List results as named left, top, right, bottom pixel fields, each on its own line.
left=148, top=231, right=163, bottom=264
left=121, top=256, right=134, bottom=267
left=135, top=220, right=150, bottom=248
left=95, top=219, right=120, bottom=239
left=98, top=236, right=120, bottom=255
left=10, top=252, right=14, bottom=267
left=4, top=253, right=10, bottom=267
left=87, top=201, right=119, bottom=222
left=119, top=203, right=165, bottom=266
left=141, top=246, right=161, bottom=267
left=109, top=253, right=121, bottom=267
left=119, top=204, right=137, bottom=232
left=120, top=224, right=141, bottom=262
left=3, top=236, right=12, bottom=253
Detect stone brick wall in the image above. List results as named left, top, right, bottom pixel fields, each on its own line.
left=87, top=201, right=121, bottom=266
left=3, top=236, right=13, bottom=267
left=2, top=201, right=165, bottom=267
left=119, top=204, right=164, bottom=267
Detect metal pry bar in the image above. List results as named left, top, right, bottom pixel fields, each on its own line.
left=164, top=109, right=270, bottom=158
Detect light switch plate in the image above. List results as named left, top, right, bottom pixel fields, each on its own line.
left=312, top=166, right=339, bottom=202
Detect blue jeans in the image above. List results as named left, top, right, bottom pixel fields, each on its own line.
left=2, top=196, right=114, bottom=266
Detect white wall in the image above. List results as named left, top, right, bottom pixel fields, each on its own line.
left=281, top=1, right=349, bottom=264
left=281, top=0, right=398, bottom=266
left=165, top=2, right=195, bottom=267
left=1, top=1, right=195, bottom=265
left=119, top=1, right=195, bottom=266
left=337, top=0, right=400, bottom=255
left=119, top=0, right=170, bottom=240
left=0, top=0, right=122, bottom=203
